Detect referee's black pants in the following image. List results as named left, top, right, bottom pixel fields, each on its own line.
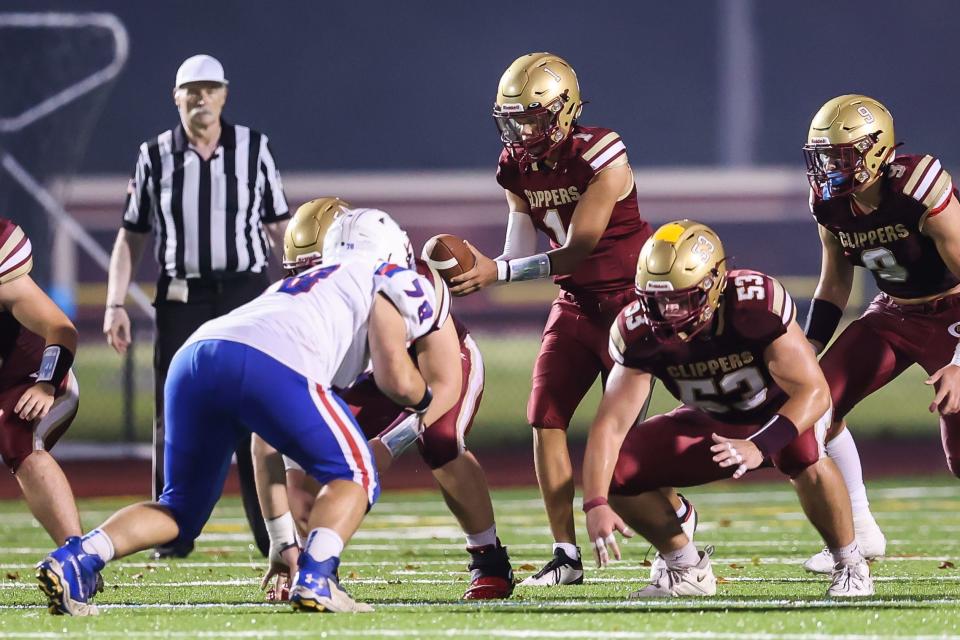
left=153, top=272, right=271, bottom=557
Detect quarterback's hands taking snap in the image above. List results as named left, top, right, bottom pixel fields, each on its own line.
left=926, top=364, right=960, bottom=415
left=14, top=382, right=55, bottom=421
left=104, top=306, right=132, bottom=355
left=585, top=504, right=634, bottom=568
left=449, top=241, right=497, bottom=297
left=710, top=433, right=763, bottom=480
left=261, top=542, right=299, bottom=593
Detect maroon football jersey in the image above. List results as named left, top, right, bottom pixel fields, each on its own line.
left=0, top=218, right=44, bottom=387
left=811, top=153, right=958, bottom=299
left=610, top=270, right=796, bottom=424
left=496, top=125, right=652, bottom=294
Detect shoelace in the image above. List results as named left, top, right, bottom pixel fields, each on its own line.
left=533, top=554, right=573, bottom=579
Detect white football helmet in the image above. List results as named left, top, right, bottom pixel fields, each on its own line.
left=323, top=207, right=415, bottom=268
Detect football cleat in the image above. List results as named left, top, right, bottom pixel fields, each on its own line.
left=827, top=559, right=874, bottom=597
left=518, top=546, right=583, bottom=586
left=36, top=536, right=105, bottom=616
left=629, top=549, right=716, bottom=598
left=650, top=494, right=698, bottom=578
left=290, top=556, right=371, bottom=613
left=804, top=519, right=887, bottom=574
left=463, top=539, right=514, bottom=600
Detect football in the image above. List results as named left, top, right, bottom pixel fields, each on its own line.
left=422, top=233, right=476, bottom=283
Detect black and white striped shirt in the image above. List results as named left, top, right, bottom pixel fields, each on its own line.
left=122, top=120, right=289, bottom=279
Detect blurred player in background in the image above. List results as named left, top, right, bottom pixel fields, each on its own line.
left=584, top=220, right=873, bottom=598
left=801, top=95, right=960, bottom=572
left=0, top=218, right=81, bottom=545
left=451, top=52, right=694, bottom=586
left=103, top=54, right=289, bottom=558
left=37, top=210, right=440, bottom=615
left=257, top=199, right=513, bottom=601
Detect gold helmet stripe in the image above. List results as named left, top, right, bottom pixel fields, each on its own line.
left=652, top=222, right=687, bottom=243
left=902, top=155, right=935, bottom=197
left=582, top=132, right=620, bottom=161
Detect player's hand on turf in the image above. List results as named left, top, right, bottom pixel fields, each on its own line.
left=262, top=543, right=299, bottom=592
left=926, top=364, right=960, bottom=415
left=710, top=433, right=763, bottom=480
left=104, top=306, right=132, bottom=355
left=586, top=504, right=634, bottom=568
left=449, top=241, right=497, bottom=296
left=14, top=382, right=55, bottom=421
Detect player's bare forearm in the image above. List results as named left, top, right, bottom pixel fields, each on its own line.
left=106, top=229, right=147, bottom=306
left=414, top=319, right=462, bottom=427
left=583, top=365, right=651, bottom=500
left=765, top=322, right=831, bottom=432
left=251, top=435, right=291, bottom=520
left=369, top=294, right=428, bottom=407
left=812, top=224, right=854, bottom=310
left=546, top=164, right=629, bottom=276
left=0, top=275, right=78, bottom=352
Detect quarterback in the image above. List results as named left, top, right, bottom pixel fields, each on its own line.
left=37, top=214, right=442, bottom=615
left=0, top=218, right=81, bottom=544
left=256, top=199, right=513, bottom=601
left=583, top=220, right=873, bottom=598
left=451, top=52, right=687, bottom=586
left=801, top=95, right=960, bottom=572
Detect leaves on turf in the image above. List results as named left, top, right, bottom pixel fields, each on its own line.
left=5, top=572, right=19, bottom=581
left=716, top=576, right=729, bottom=583
left=641, top=560, right=652, bottom=567
left=728, top=563, right=743, bottom=569
left=939, top=561, right=956, bottom=569
left=348, top=571, right=361, bottom=579
left=518, top=563, right=537, bottom=571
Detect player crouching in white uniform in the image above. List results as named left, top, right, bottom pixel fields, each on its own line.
left=37, top=202, right=444, bottom=616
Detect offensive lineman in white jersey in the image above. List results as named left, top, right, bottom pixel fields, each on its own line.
left=37, top=209, right=445, bottom=616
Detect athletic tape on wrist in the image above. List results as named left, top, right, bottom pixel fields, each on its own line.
left=507, top=253, right=551, bottom=282
left=380, top=412, right=424, bottom=457
left=495, top=260, right=509, bottom=282
left=951, top=341, right=960, bottom=368
left=36, top=344, right=74, bottom=388
left=265, top=512, right=298, bottom=562
left=747, top=414, right=799, bottom=458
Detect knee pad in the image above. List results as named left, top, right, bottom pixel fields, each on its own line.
left=773, top=428, right=820, bottom=478
left=417, top=429, right=460, bottom=470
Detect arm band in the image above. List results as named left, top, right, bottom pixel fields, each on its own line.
left=408, top=385, right=432, bottom=414
left=803, top=298, right=843, bottom=350
left=36, top=344, right=74, bottom=388
left=582, top=497, right=609, bottom=513
left=951, top=341, right=960, bottom=368
left=747, top=414, right=799, bottom=458
left=380, top=412, right=424, bottom=457
left=498, top=253, right=551, bottom=282
left=265, top=512, right=299, bottom=563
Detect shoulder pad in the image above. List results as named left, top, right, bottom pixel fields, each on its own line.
left=890, top=154, right=954, bottom=213
left=726, top=270, right=794, bottom=342
left=0, top=219, right=33, bottom=285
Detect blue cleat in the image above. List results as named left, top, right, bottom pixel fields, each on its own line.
left=36, top=536, right=105, bottom=616
left=290, top=556, right=372, bottom=613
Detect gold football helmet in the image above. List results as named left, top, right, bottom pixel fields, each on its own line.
left=635, top=220, right=727, bottom=342
left=493, top=52, right=582, bottom=165
left=803, top=94, right=896, bottom=200
left=282, top=197, right=350, bottom=271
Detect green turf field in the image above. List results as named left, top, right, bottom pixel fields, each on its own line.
left=70, top=334, right=944, bottom=447
left=1, top=479, right=960, bottom=637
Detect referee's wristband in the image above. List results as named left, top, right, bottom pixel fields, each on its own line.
left=747, top=414, right=799, bottom=458
left=408, top=385, right=433, bottom=415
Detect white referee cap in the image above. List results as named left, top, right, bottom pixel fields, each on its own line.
left=175, top=54, right=229, bottom=88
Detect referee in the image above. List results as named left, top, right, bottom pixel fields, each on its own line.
left=103, top=54, right=288, bottom=558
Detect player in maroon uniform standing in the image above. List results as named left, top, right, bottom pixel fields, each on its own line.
left=0, top=218, right=82, bottom=545
left=450, top=53, right=695, bottom=585
left=255, top=200, right=513, bottom=601
left=801, top=95, right=960, bottom=572
left=583, top=220, right=873, bottom=598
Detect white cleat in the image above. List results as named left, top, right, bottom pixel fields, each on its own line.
left=630, top=549, right=716, bottom=598
left=827, top=559, right=874, bottom=597
left=804, top=519, right=887, bottom=574
left=650, top=495, right=698, bottom=579
left=290, top=577, right=373, bottom=613
left=518, top=547, right=583, bottom=586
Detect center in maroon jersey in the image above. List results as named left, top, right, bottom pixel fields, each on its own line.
left=611, top=270, right=796, bottom=424
left=496, top=124, right=652, bottom=294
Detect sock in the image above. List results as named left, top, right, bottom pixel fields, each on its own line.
left=553, top=542, right=579, bottom=560
left=466, top=524, right=497, bottom=548
left=663, top=540, right=700, bottom=569
left=80, top=529, right=115, bottom=563
left=675, top=497, right=689, bottom=521
left=825, top=428, right=872, bottom=520
left=830, top=540, right=863, bottom=566
left=304, top=527, right=344, bottom=563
